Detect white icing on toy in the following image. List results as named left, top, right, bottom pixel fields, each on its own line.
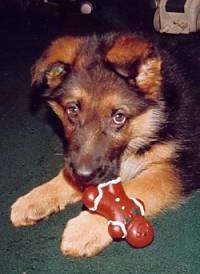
left=89, top=177, right=121, bottom=211
left=131, top=198, right=145, bottom=216
left=108, top=220, right=127, bottom=238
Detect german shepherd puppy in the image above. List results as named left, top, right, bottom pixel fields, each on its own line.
left=11, top=33, right=200, bottom=257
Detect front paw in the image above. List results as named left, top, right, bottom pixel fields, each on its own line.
left=10, top=190, right=60, bottom=227
left=61, top=211, right=112, bottom=257
left=10, top=170, right=81, bottom=227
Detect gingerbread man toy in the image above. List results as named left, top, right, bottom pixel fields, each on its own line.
left=82, top=177, right=154, bottom=248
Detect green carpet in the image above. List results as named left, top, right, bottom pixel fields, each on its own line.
left=0, top=5, right=200, bottom=274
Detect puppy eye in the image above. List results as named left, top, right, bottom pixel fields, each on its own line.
left=112, top=111, right=127, bottom=126
left=66, top=103, right=80, bottom=121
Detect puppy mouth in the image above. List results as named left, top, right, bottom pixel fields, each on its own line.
left=64, top=161, right=119, bottom=190
left=64, top=149, right=121, bottom=190
left=73, top=168, right=117, bottom=190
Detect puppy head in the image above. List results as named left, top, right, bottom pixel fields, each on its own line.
left=32, top=34, right=164, bottom=189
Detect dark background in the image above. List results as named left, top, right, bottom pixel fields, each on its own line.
left=0, top=1, right=200, bottom=273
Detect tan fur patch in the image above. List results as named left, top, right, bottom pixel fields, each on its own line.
left=123, top=162, right=183, bottom=217
left=120, top=141, right=178, bottom=180
left=136, top=57, right=162, bottom=98
left=121, top=141, right=182, bottom=216
left=48, top=100, right=65, bottom=121
left=124, top=107, right=165, bottom=153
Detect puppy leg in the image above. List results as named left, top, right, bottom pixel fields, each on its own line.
left=61, top=211, right=112, bottom=257
left=11, top=169, right=81, bottom=227
left=123, top=163, right=183, bottom=217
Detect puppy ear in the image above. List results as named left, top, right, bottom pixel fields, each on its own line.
left=106, top=35, right=162, bottom=99
left=31, top=36, right=83, bottom=93
left=34, top=61, right=70, bottom=91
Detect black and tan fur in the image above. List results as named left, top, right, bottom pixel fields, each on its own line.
left=11, top=33, right=200, bottom=257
